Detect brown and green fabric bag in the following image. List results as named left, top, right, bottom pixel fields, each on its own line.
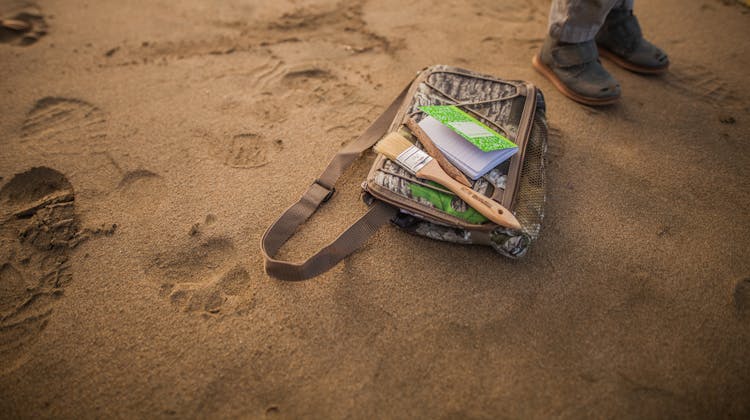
left=261, top=65, right=548, bottom=281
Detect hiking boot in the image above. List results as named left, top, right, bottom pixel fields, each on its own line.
left=532, top=36, right=621, bottom=106
left=596, top=8, right=669, bottom=74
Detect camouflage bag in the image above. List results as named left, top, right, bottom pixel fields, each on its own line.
left=261, top=65, right=547, bottom=281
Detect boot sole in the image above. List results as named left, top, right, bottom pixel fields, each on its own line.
left=532, top=54, right=620, bottom=106
left=598, top=47, right=669, bottom=75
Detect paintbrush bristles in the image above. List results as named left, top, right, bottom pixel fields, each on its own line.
left=374, top=132, right=414, bottom=160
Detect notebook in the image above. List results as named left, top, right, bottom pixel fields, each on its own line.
left=418, top=114, right=518, bottom=180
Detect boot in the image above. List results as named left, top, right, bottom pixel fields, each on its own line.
left=532, top=35, right=621, bottom=106
left=596, top=8, right=669, bottom=74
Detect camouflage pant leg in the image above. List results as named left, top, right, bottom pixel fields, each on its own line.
left=548, top=0, right=634, bottom=43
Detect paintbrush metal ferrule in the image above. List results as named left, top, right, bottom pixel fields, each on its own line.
left=396, top=146, right=433, bottom=174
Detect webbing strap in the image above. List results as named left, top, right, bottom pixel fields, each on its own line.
left=260, top=81, right=413, bottom=281
left=551, top=40, right=598, bottom=67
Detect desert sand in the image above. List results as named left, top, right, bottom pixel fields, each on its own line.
left=1, top=0, right=749, bottom=418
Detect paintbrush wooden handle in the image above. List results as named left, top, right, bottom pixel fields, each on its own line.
left=405, top=118, right=473, bottom=187
left=416, top=160, right=522, bottom=230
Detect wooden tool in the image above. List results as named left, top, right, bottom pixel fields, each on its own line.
left=405, top=117, right=472, bottom=187
left=374, top=132, right=522, bottom=230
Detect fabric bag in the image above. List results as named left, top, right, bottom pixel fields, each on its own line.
left=261, top=65, right=548, bottom=281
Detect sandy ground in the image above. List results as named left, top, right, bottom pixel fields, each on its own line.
left=1, top=0, right=749, bottom=418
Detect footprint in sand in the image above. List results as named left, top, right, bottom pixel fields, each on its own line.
left=265, top=1, right=394, bottom=54
left=0, top=2, right=47, bottom=46
left=131, top=1, right=392, bottom=63
left=21, top=97, right=108, bottom=146
left=0, top=167, right=79, bottom=373
left=663, top=64, right=743, bottom=108
left=281, top=65, right=333, bottom=84
left=117, top=169, right=160, bottom=189
left=225, top=133, right=283, bottom=169
left=149, top=228, right=254, bottom=315
left=279, top=64, right=336, bottom=97
left=20, top=97, right=148, bottom=195
left=167, top=265, right=254, bottom=314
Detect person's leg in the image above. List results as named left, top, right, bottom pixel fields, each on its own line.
left=613, top=0, right=634, bottom=12
left=596, top=0, right=670, bottom=73
left=548, top=0, right=621, bottom=43
left=533, top=0, right=621, bottom=106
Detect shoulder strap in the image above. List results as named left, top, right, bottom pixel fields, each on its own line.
left=260, top=81, right=413, bottom=281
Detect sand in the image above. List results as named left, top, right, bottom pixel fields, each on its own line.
left=1, top=0, right=749, bottom=417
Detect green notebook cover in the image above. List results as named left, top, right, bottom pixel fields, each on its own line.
left=419, top=105, right=516, bottom=152
left=409, top=182, right=488, bottom=224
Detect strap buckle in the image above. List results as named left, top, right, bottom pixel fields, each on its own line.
left=313, top=179, right=336, bottom=203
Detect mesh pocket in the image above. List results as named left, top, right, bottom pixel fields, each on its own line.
left=513, top=111, right=547, bottom=240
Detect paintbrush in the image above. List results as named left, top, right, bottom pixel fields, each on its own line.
left=405, top=118, right=472, bottom=188
left=374, top=132, right=522, bottom=230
